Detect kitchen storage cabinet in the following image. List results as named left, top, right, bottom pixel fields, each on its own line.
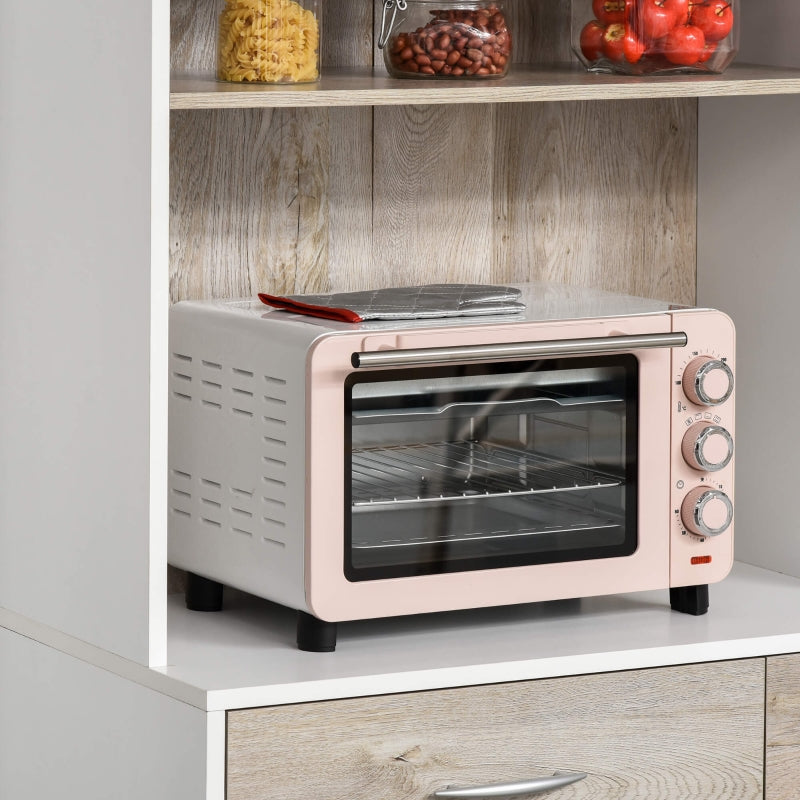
left=227, top=660, right=765, bottom=800
left=3, top=0, right=800, bottom=798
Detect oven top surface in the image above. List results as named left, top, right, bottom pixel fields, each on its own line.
left=195, top=282, right=699, bottom=334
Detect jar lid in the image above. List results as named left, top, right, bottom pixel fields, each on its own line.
left=378, top=0, right=408, bottom=50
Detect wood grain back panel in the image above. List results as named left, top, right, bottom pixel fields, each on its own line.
left=227, top=659, right=764, bottom=800
left=766, top=653, right=800, bottom=800
left=170, top=105, right=372, bottom=300
left=518, top=0, right=573, bottom=64
left=169, top=0, right=696, bottom=306
left=170, top=0, right=374, bottom=302
left=171, top=97, right=696, bottom=303
left=492, top=98, right=696, bottom=302
left=371, top=103, right=495, bottom=287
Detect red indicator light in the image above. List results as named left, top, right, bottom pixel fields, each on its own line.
left=691, top=555, right=712, bottom=565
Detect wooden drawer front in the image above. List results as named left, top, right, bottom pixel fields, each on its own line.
left=766, top=653, right=800, bottom=800
left=227, top=659, right=764, bottom=800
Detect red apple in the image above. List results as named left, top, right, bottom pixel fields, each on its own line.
left=690, top=1, right=734, bottom=42
left=623, top=25, right=647, bottom=62
left=697, top=40, right=718, bottom=62
left=593, top=0, right=627, bottom=24
left=602, top=22, right=627, bottom=62
left=637, top=0, right=680, bottom=41
left=662, top=23, right=706, bottom=65
left=580, top=19, right=607, bottom=61
left=664, top=0, right=691, bottom=25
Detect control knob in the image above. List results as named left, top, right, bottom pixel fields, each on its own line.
left=682, top=356, right=733, bottom=406
left=681, top=486, right=733, bottom=538
left=681, top=422, right=734, bottom=472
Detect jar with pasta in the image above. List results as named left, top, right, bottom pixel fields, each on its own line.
left=217, top=0, right=321, bottom=84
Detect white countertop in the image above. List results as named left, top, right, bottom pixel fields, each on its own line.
left=158, top=560, right=800, bottom=710
left=4, top=561, right=800, bottom=711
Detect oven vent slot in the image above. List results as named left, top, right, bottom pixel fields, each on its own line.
left=229, top=365, right=255, bottom=417
left=169, top=470, right=193, bottom=518
left=170, top=354, right=264, bottom=418
left=261, top=429, right=288, bottom=544
left=351, top=441, right=623, bottom=507
left=169, top=471, right=286, bottom=545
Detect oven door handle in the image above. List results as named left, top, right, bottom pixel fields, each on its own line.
left=432, top=772, right=588, bottom=798
left=351, top=331, right=688, bottom=369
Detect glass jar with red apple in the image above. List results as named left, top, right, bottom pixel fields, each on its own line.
left=571, top=0, right=739, bottom=75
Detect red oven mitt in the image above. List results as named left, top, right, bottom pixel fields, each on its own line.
left=258, top=284, right=524, bottom=323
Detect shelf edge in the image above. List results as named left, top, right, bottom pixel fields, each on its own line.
left=170, top=66, right=800, bottom=109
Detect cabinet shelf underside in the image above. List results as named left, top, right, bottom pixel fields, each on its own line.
left=170, top=63, right=800, bottom=109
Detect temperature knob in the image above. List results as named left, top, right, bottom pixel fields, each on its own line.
left=682, top=356, right=733, bottom=406
left=681, top=422, right=734, bottom=472
left=681, top=487, right=733, bottom=538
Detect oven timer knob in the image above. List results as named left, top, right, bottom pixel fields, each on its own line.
left=681, top=486, right=733, bottom=538
left=681, top=422, right=733, bottom=472
left=682, top=356, right=734, bottom=406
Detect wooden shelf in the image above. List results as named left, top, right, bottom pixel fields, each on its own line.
left=170, top=63, right=800, bottom=109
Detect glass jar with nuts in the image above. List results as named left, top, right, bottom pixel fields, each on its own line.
left=378, top=0, right=512, bottom=79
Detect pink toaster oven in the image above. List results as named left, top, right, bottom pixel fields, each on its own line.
left=168, top=283, right=735, bottom=651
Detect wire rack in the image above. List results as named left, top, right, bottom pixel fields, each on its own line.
left=351, top=441, right=622, bottom=507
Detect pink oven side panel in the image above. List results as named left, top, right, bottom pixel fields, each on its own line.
left=669, top=310, right=736, bottom=587
left=305, top=315, right=674, bottom=622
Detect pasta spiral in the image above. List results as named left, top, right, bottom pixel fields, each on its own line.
left=218, top=0, right=320, bottom=83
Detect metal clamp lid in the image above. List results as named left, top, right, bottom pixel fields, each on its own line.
left=378, top=0, right=408, bottom=49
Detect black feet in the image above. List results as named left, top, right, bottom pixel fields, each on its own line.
left=185, top=571, right=224, bottom=612
left=297, top=611, right=337, bottom=652
left=185, top=578, right=336, bottom=650
left=670, top=584, right=709, bottom=616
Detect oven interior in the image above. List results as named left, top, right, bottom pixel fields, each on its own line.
left=345, top=356, right=638, bottom=581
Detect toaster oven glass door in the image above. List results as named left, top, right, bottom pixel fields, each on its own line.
left=344, top=355, right=638, bottom=581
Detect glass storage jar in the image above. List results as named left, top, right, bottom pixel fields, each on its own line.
left=571, top=0, right=739, bottom=75
left=217, top=0, right=321, bottom=83
left=378, top=0, right=512, bottom=79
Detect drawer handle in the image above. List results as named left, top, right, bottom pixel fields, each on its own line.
left=432, top=771, right=587, bottom=798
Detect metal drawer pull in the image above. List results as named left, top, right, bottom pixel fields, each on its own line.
left=352, top=332, right=688, bottom=368
left=432, top=771, right=588, bottom=798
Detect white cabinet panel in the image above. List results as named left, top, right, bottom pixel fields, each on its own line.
left=698, top=94, right=800, bottom=577
left=0, top=0, right=168, bottom=664
left=0, top=628, right=215, bottom=799
left=739, top=0, right=800, bottom=69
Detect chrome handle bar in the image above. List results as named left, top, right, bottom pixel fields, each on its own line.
left=352, top=332, right=688, bottom=369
